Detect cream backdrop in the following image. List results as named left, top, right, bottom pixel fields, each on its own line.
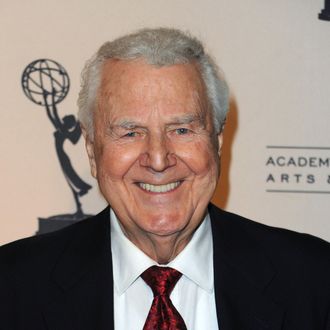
left=1, top=0, right=329, bottom=245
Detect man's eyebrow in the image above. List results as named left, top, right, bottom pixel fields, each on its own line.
left=168, top=114, right=204, bottom=125
left=111, top=120, right=142, bottom=129
left=110, top=114, right=204, bottom=129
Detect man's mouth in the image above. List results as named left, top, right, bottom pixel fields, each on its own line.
left=138, top=181, right=181, bottom=193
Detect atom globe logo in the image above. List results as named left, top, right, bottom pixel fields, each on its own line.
left=21, top=59, right=70, bottom=106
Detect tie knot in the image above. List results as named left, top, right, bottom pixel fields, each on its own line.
left=141, top=266, right=182, bottom=297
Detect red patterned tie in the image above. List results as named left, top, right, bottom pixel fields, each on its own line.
left=141, top=266, right=187, bottom=330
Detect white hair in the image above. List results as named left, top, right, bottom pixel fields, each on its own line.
left=77, top=27, right=229, bottom=137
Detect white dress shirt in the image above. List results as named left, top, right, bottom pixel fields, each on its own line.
left=110, top=209, right=219, bottom=330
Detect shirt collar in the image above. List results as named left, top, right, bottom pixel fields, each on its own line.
left=167, top=213, right=213, bottom=293
left=110, top=209, right=214, bottom=295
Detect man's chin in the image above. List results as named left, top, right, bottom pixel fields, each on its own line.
left=136, top=214, right=189, bottom=237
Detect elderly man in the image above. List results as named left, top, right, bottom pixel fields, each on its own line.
left=1, top=28, right=329, bottom=330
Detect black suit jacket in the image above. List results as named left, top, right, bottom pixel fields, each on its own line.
left=1, top=204, right=329, bottom=330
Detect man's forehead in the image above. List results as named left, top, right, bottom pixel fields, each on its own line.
left=97, top=59, right=208, bottom=116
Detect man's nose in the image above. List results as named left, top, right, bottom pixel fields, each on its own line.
left=139, top=134, right=176, bottom=172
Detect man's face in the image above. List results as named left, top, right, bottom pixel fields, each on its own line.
left=85, top=59, right=222, bottom=246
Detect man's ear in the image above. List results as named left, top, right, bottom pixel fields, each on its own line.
left=81, top=125, right=97, bottom=178
left=217, top=132, right=223, bottom=157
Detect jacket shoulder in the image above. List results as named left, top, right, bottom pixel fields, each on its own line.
left=209, top=204, right=330, bottom=329
left=209, top=204, right=330, bottom=272
left=0, top=207, right=109, bottom=274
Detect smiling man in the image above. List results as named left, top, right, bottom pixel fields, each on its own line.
left=85, top=58, right=220, bottom=265
left=1, top=28, right=330, bottom=330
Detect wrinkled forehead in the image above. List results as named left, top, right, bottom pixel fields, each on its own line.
left=96, top=59, right=209, bottom=116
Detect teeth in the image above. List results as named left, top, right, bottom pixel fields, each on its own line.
left=139, top=181, right=180, bottom=193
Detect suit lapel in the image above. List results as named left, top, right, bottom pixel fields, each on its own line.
left=209, top=205, right=284, bottom=330
left=42, top=207, right=114, bottom=330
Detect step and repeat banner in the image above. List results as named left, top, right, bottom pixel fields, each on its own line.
left=1, top=0, right=329, bottom=244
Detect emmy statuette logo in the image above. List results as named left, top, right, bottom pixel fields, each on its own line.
left=21, top=59, right=92, bottom=234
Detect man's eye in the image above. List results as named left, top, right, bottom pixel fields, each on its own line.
left=176, top=128, right=189, bottom=135
left=124, top=131, right=137, bottom=137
